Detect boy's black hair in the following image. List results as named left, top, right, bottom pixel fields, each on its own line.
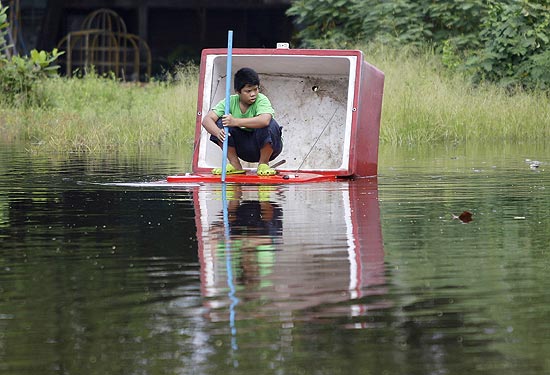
left=234, top=67, right=260, bottom=92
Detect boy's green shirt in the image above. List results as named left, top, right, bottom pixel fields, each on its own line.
left=213, top=93, right=275, bottom=119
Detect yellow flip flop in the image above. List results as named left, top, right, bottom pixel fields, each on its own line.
left=211, top=165, right=245, bottom=175
left=257, top=163, right=276, bottom=176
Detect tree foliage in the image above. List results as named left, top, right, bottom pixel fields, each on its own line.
left=288, top=0, right=487, bottom=49
left=287, top=0, right=550, bottom=90
left=286, top=0, right=364, bottom=48
left=467, top=1, right=550, bottom=89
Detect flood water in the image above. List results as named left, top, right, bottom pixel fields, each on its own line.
left=1, top=142, right=550, bottom=375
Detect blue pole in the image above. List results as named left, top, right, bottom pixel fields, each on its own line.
left=221, top=30, right=233, bottom=182
left=221, top=30, right=237, bottom=353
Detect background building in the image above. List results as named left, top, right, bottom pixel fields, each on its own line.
left=6, top=0, right=294, bottom=77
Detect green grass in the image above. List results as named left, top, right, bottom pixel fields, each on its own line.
left=361, top=44, right=550, bottom=145
left=0, top=65, right=198, bottom=152
left=1, top=47, right=550, bottom=151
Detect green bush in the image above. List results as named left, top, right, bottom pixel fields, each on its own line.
left=0, top=49, right=64, bottom=107
left=466, top=1, right=550, bottom=90
left=0, top=3, right=64, bottom=107
left=287, top=0, right=488, bottom=50
left=287, top=0, right=550, bottom=90
left=286, top=0, right=363, bottom=48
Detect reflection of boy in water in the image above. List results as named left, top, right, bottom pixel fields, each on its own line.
left=230, top=199, right=282, bottom=237
left=217, top=187, right=282, bottom=288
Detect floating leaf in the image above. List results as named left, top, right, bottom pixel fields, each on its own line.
left=458, top=211, right=473, bottom=223
left=452, top=211, right=473, bottom=223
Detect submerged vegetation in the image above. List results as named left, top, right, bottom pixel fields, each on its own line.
left=1, top=1, right=550, bottom=151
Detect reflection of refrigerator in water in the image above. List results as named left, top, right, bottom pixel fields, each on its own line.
left=194, top=180, right=386, bottom=325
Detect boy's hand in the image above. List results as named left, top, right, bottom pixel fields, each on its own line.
left=221, top=114, right=238, bottom=127
left=216, top=127, right=226, bottom=142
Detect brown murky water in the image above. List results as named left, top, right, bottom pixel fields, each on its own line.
left=1, top=143, right=550, bottom=375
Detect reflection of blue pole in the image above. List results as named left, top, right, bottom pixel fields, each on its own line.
left=222, top=184, right=239, bottom=353
left=221, top=30, right=233, bottom=182
left=222, top=29, right=238, bottom=358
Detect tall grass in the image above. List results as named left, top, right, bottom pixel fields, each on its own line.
left=0, top=64, right=198, bottom=152
left=1, top=47, right=550, bottom=151
left=360, top=44, right=550, bottom=145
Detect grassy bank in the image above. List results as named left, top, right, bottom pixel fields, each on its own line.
left=1, top=47, right=549, bottom=152
left=361, top=44, right=550, bottom=145
left=0, top=65, right=198, bottom=153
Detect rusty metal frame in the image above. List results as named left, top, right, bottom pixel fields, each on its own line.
left=57, top=8, right=152, bottom=81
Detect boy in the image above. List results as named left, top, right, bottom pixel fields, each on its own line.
left=202, top=67, right=283, bottom=176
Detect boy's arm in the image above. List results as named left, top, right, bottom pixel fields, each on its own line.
left=202, top=110, right=225, bottom=142
left=222, top=113, right=272, bottom=128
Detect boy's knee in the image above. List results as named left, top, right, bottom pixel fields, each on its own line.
left=269, top=118, right=279, bottom=128
left=268, top=119, right=282, bottom=138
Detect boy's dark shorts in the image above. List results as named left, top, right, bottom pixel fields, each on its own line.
left=210, top=118, right=283, bottom=163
